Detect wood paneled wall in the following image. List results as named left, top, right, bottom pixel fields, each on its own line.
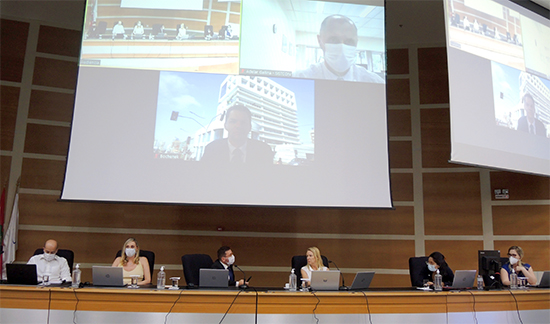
left=1, top=15, right=548, bottom=289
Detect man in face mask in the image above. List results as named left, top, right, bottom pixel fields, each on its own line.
left=27, top=239, right=71, bottom=283
left=294, top=14, right=384, bottom=83
left=211, top=246, right=247, bottom=287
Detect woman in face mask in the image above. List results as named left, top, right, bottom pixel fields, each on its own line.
left=501, top=246, right=537, bottom=286
left=112, top=237, right=151, bottom=285
left=424, top=251, right=454, bottom=287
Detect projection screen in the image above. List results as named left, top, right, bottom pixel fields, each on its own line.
left=61, top=0, right=392, bottom=207
left=444, top=0, right=550, bottom=176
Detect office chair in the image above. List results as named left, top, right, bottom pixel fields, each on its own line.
left=115, top=249, right=155, bottom=277
left=33, top=248, right=75, bottom=272
left=408, top=256, right=429, bottom=287
left=181, top=254, right=214, bottom=286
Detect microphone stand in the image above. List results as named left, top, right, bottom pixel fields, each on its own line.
left=329, top=260, right=347, bottom=290
left=233, top=265, right=249, bottom=289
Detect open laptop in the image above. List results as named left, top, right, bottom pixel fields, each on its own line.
left=199, top=268, right=229, bottom=288
left=310, top=270, right=340, bottom=291
left=536, top=271, right=550, bottom=288
left=7, top=264, right=38, bottom=285
left=92, top=266, right=125, bottom=287
left=444, top=270, right=477, bottom=290
left=349, top=271, right=375, bottom=290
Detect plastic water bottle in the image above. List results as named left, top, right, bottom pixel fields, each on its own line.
left=434, top=269, right=442, bottom=291
left=510, top=269, right=518, bottom=289
left=71, top=264, right=81, bottom=288
left=289, top=268, right=297, bottom=292
left=477, top=275, right=484, bottom=290
left=157, top=266, right=166, bottom=289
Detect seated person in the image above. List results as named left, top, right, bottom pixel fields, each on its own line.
left=176, top=23, right=188, bottom=39
left=112, top=21, right=125, bottom=38
left=111, top=237, right=151, bottom=285
left=87, top=21, right=99, bottom=39
left=132, top=21, right=144, bottom=38
left=211, top=246, right=247, bottom=287
left=300, top=246, right=328, bottom=287
left=424, top=251, right=454, bottom=287
left=501, top=245, right=537, bottom=286
left=27, top=239, right=71, bottom=283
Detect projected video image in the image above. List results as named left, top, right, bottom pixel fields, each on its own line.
left=153, top=71, right=315, bottom=166
left=80, top=0, right=240, bottom=73
left=239, top=0, right=385, bottom=83
left=492, top=61, right=550, bottom=138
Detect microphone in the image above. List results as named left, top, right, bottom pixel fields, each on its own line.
left=329, top=260, right=347, bottom=290
left=233, top=264, right=249, bottom=289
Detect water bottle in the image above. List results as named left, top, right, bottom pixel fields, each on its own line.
left=157, top=266, right=166, bottom=289
left=71, top=264, right=81, bottom=288
left=289, top=268, right=297, bottom=292
left=434, top=269, right=442, bottom=291
left=477, top=275, right=484, bottom=290
left=510, top=269, right=518, bottom=289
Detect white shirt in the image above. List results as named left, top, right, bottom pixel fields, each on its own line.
left=301, top=264, right=328, bottom=281
left=27, top=254, right=71, bottom=282
left=112, top=24, right=125, bottom=35
left=294, top=61, right=384, bottom=83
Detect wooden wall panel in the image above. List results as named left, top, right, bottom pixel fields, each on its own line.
left=425, top=240, right=483, bottom=272
left=37, top=25, right=81, bottom=57
left=423, top=173, right=482, bottom=235
left=0, top=19, right=29, bottom=82
left=24, top=124, right=70, bottom=156
left=387, top=48, right=409, bottom=75
left=493, top=205, right=550, bottom=235
left=20, top=158, right=65, bottom=190
left=390, top=173, right=414, bottom=202
left=1, top=156, right=11, bottom=189
left=28, top=89, right=75, bottom=122
left=209, top=11, right=228, bottom=29
left=389, top=141, right=413, bottom=169
left=1, top=86, right=20, bottom=151
left=97, top=7, right=209, bottom=21
left=388, top=109, right=411, bottom=137
left=417, top=47, right=449, bottom=105
left=387, top=79, right=410, bottom=105
left=421, top=108, right=457, bottom=168
left=490, top=171, right=550, bottom=201
left=32, top=57, right=78, bottom=89
left=494, top=241, right=550, bottom=271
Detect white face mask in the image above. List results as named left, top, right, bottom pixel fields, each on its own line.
left=427, top=263, right=437, bottom=272
left=44, top=252, right=55, bottom=262
left=323, top=43, right=357, bottom=73
left=509, top=256, right=519, bottom=265
left=226, top=254, right=235, bottom=266
left=125, top=248, right=136, bottom=257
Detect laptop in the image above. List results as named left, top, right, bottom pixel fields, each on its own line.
left=7, top=264, right=38, bottom=285
left=310, top=270, right=341, bottom=291
left=199, top=268, right=229, bottom=288
left=537, top=271, right=550, bottom=288
left=349, top=271, right=375, bottom=290
left=444, top=270, right=477, bottom=289
left=92, top=266, right=125, bottom=287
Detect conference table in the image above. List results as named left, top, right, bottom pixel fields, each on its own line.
left=1, top=285, right=549, bottom=324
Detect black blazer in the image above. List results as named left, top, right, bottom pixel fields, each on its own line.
left=201, top=138, right=273, bottom=165
left=211, top=260, right=235, bottom=286
left=517, top=116, right=546, bottom=136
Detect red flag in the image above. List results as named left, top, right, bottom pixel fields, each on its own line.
left=0, top=187, right=6, bottom=278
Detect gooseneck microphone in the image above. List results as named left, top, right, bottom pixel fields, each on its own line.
left=329, top=260, right=347, bottom=290
left=233, top=264, right=249, bottom=289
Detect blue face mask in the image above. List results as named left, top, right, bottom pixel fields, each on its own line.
left=427, top=263, right=437, bottom=272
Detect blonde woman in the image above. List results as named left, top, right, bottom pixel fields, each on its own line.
left=301, top=247, right=328, bottom=286
left=112, top=237, right=151, bottom=285
left=501, top=245, right=536, bottom=286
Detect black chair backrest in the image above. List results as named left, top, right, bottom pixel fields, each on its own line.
left=500, top=257, right=509, bottom=267
left=181, top=254, right=214, bottom=286
left=33, top=248, right=75, bottom=272
left=408, top=256, right=429, bottom=287
left=97, top=21, right=107, bottom=34
left=115, top=249, right=155, bottom=277
left=291, top=255, right=330, bottom=283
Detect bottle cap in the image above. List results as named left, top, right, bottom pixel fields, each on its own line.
left=75, top=263, right=80, bottom=269
left=160, top=266, right=165, bottom=271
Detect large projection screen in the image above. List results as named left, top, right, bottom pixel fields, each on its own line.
left=61, top=0, right=392, bottom=208
left=444, top=0, right=550, bottom=176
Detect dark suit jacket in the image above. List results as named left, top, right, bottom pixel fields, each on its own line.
left=211, top=259, right=235, bottom=286
left=517, top=116, right=547, bottom=136
left=201, top=138, right=273, bottom=165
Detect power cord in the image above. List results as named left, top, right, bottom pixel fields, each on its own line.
left=164, top=289, right=184, bottom=324
left=359, top=291, right=373, bottom=324
left=466, top=291, right=478, bottom=324
left=507, top=289, right=524, bottom=324
left=72, top=288, right=80, bottom=324
left=218, top=289, right=243, bottom=324
left=310, top=290, right=320, bottom=324
left=47, top=288, right=52, bottom=324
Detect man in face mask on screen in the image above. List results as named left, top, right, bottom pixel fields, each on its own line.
left=294, top=14, right=384, bottom=83
left=211, top=246, right=247, bottom=287
left=27, top=239, right=71, bottom=283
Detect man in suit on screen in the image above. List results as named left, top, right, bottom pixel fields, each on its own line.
left=201, top=104, right=273, bottom=165
left=517, top=92, right=547, bottom=137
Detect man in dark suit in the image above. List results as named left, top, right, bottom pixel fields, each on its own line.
left=517, top=93, right=547, bottom=137
left=201, top=104, right=273, bottom=165
left=211, top=246, right=246, bottom=287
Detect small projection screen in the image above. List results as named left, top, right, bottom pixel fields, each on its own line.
left=444, top=0, right=550, bottom=176
left=62, top=0, right=392, bottom=207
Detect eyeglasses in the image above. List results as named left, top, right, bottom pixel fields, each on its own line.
left=508, top=253, right=518, bottom=257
